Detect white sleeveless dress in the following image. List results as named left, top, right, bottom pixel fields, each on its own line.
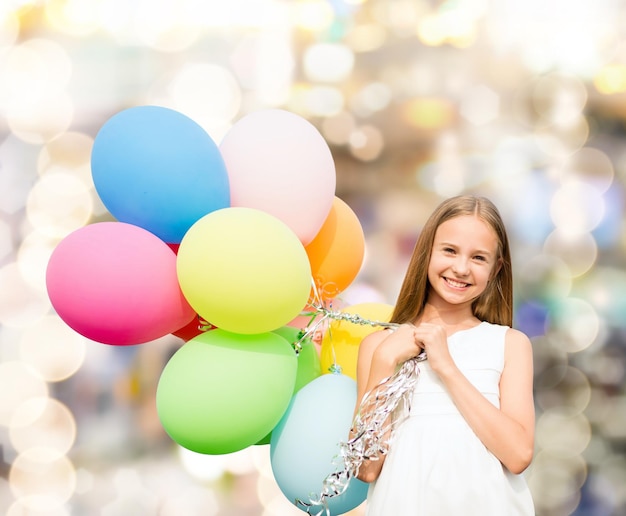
left=366, top=322, right=535, bottom=515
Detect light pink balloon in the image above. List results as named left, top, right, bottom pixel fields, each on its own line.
left=46, top=222, right=195, bottom=345
left=219, top=109, right=336, bottom=246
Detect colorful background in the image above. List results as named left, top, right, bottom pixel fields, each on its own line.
left=1, top=1, right=625, bottom=515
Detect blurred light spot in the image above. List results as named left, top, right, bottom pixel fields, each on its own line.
left=349, top=125, right=384, bottom=162
left=546, top=297, right=599, bottom=353
left=537, top=409, right=592, bottom=457
left=0, top=10, right=19, bottom=46
left=532, top=73, right=588, bottom=126
left=460, top=85, right=500, bottom=126
left=515, top=301, right=548, bottom=338
left=223, top=447, right=258, bottom=475
left=99, top=0, right=201, bottom=51
left=0, top=38, right=72, bottom=107
left=350, top=82, right=392, bottom=117
left=535, top=365, right=591, bottom=414
left=7, top=500, right=70, bottom=516
left=527, top=451, right=586, bottom=513
left=26, top=172, right=93, bottom=239
left=160, top=486, right=219, bottom=516
left=596, top=396, right=626, bottom=439
left=404, top=97, right=455, bottom=130
left=7, top=92, right=74, bottom=145
left=517, top=254, right=572, bottom=303
left=178, top=446, right=225, bottom=482
left=0, top=263, right=50, bottom=328
left=291, top=0, right=334, bottom=32
left=0, top=361, right=48, bottom=427
left=19, top=315, right=86, bottom=382
left=37, top=131, right=94, bottom=183
left=0, top=220, right=13, bottom=262
left=419, top=8, right=479, bottom=48
left=572, top=267, right=626, bottom=328
left=303, top=43, right=354, bottom=83
left=300, top=86, right=344, bottom=117
left=543, top=229, right=597, bottom=277
left=595, top=455, right=626, bottom=508
left=533, top=116, right=589, bottom=159
left=257, top=472, right=303, bottom=515
left=229, top=31, right=294, bottom=107
left=345, top=22, right=387, bottom=52
left=164, top=64, right=242, bottom=142
left=9, top=397, right=76, bottom=458
left=587, top=351, right=625, bottom=387
left=583, top=434, right=611, bottom=467
left=370, top=0, right=420, bottom=34
left=561, top=147, right=614, bottom=193
left=0, top=135, right=41, bottom=215
left=594, top=64, right=626, bottom=94
left=73, top=468, right=94, bottom=495
left=9, top=449, right=76, bottom=509
left=102, top=468, right=157, bottom=516
left=321, top=111, right=356, bottom=146
left=17, top=232, right=59, bottom=294
left=45, top=0, right=101, bottom=37
left=551, top=181, right=604, bottom=237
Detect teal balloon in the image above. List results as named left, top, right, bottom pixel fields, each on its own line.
left=270, top=373, right=368, bottom=514
left=156, top=329, right=297, bottom=454
left=256, top=326, right=322, bottom=446
left=91, top=106, right=230, bottom=243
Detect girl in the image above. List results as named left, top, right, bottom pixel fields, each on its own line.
left=355, top=195, right=535, bottom=515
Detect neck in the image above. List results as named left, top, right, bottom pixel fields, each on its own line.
left=418, top=302, right=478, bottom=328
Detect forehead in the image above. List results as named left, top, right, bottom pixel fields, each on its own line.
left=434, top=215, right=498, bottom=251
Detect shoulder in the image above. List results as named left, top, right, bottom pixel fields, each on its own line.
left=359, top=328, right=392, bottom=354
left=504, top=327, right=534, bottom=364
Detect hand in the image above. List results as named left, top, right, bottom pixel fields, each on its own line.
left=372, top=323, right=423, bottom=367
left=412, top=323, right=455, bottom=375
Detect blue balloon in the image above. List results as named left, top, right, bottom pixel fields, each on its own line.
left=270, top=373, right=368, bottom=515
left=91, top=106, right=230, bottom=243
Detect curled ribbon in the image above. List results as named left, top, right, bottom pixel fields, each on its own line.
left=293, top=281, right=427, bottom=515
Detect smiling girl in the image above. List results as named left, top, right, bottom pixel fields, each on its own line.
left=355, top=195, right=535, bottom=515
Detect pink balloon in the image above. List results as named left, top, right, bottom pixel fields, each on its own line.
left=219, top=109, right=336, bottom=246
left=46, top=222, right=195, bottom=345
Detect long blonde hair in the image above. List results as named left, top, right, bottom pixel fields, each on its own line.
left=390, top=195, right=513, bottom=326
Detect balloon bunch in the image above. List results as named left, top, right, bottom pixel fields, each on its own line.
left=46, top=106, right=380, bottom=513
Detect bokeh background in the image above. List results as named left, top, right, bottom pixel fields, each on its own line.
left=0, top=0, right=625, bottom=515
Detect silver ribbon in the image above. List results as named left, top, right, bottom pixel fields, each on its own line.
left=293, top=282, right=427, bottom=515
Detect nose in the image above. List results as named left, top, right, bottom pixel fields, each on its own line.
left=451, top=257, right=470, bottom=276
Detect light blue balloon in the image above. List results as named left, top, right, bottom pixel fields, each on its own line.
left=270, top=373, right=368, bottom=515
left=91, top=106, right=230, bottom=243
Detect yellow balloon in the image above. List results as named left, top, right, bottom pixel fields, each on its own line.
left=177, top=207, right=312, bottom=334
left=320, top=302, right=394, bottom=380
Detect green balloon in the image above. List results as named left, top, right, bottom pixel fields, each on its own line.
left=272, top=326, right=322, bottom=392
left=256, top=326, right=323, bottom=446
left=156, top=329, right=297, bottom=454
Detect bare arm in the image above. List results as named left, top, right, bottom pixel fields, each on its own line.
left=417, top=325, right=535, bottom=474
left=352, top=325, right=422, bottom=482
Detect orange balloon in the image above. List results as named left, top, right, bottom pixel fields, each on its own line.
left=305, top=197, right=365, bottom=300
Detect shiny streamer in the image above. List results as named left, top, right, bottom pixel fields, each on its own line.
left=293, top=281, right=427, bottom=515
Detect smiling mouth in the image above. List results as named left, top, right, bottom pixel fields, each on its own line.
left=444, top=277, right=471, bottom=288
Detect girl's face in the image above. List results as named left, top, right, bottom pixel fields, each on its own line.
left=426, top=215, right=499, bottom=309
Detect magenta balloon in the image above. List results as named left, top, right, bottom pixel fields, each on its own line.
left=219, top=109, right=336, bottom=246
left=46, top=222, right=195, bottom=345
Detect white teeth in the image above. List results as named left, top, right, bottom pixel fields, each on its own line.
left=446, top=278, right=468, bottom=288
